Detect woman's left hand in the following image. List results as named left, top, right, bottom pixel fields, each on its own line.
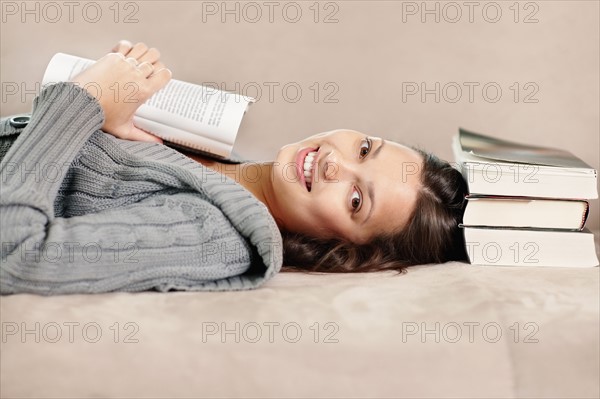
left=70, top=40, right=171, bottom=143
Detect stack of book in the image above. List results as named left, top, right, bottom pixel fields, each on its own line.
left=452, top=128, right=599, bottom=267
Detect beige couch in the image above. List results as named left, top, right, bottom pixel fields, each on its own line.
left=2, top=232, right=598, bottom=398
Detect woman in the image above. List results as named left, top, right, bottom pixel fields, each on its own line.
left=0, top=41, right=468, bottom=295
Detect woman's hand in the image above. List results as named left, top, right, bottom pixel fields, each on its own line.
left=70, top=40, right=171, bottom=143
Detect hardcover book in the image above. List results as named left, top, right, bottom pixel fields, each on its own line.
left=452, top=128, right=598, bottom=199
left=463, top=227, right=599, bottom=267
left=461, top=195, right=589, bottom=230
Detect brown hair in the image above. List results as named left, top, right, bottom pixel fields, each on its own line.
left=280, top=147, right=469, bottom=274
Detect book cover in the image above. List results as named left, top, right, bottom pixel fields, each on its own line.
left=452, top=128, right=598, bottom=199
left=459, top=128, right=593, bottom=169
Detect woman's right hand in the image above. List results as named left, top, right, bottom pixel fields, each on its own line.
left=70, top=40, right=171, bottom=143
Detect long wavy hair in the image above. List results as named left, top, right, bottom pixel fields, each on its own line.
left=280, top=147, right=469, bottom=274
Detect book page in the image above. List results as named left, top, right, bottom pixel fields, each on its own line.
left=42, top=53, right=94, bottom=84
left=136, top=81, right=252, bottom=144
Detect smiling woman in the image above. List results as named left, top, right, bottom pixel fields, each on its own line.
left=187, top=128, right=470, bottom=273
left=280, top=147, right=470, bottom=273
left=194, top=131, right=425, bottom=243
left=273, top=131, right=424, bottom=244
left=0, top=41, right=469, bottom=295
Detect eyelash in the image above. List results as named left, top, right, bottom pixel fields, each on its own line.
left=351, top=190, right=362, bottom=213
left=359, top=137, right=372, bottom=159
left=351, top=137, right=372, bottom=213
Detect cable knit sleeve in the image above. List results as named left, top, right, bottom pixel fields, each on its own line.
left=0, top=82, right=260, bottom=295
left=1, top=82, right=105, bottom=215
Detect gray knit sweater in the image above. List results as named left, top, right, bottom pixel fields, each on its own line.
left=0, top=82, right=283, bottom=295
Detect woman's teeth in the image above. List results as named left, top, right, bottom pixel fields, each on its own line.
left=303, top=151, right=318, bottom=190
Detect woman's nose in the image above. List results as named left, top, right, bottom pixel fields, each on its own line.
left=322, top=150, right=349, bottom=182
left=324, top=160, right=338, bottom=181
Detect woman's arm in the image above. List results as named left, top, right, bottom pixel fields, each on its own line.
left=0, top=82, right=105, bottom=293
left=0, top=45, right=258, bottom=294
left=0, top=82, right=104, bottom=219
left=1, top=44, right=170, bottom=223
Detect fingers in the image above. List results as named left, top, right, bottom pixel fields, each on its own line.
left=122, top=58, right=168, bottom=81
left=137, top=62, right=154, bottom=78
left=112, top=41, right=161, bottom=64
left=139, top=47, right=161, bottom=64
left=152, top=61, right=166, bottom=72
left=111, top=40, right=133, bottom=55
left=110, top=51, right=169, bottom=81
left=147, top=67, right=172, bottom=93
left=107, top=40, right=172, bottom=100
left=126, top=42, right=149, bottom=59
left=125, top=57, right=139, bottom=67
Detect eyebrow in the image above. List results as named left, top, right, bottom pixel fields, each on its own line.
left=361, top=138, right=385, bottom=225
left=372, top=138, right=385, bottom=159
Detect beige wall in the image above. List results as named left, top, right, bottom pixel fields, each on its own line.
left=1, top=0, right=598, bottom=229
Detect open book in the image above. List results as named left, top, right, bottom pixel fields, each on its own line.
left=42, top=53, right=255, bottom=158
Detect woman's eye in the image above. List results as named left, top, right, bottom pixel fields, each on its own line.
left=351, top=188, right=362, bottom=212
left=359, top=137, right=372, bottom=158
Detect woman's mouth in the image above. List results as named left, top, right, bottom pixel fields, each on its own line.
left=296, top=147, right=320, bottom=191
left=303, top=150, right=319, bottom=191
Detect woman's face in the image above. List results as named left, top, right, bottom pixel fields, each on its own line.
left=270, top=129, right=423, bottom=244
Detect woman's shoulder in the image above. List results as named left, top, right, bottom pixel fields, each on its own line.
left=87, top=132, right=277, bottom=222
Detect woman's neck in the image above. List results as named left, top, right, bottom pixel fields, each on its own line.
left=184, top=151, right=277, bottom=217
